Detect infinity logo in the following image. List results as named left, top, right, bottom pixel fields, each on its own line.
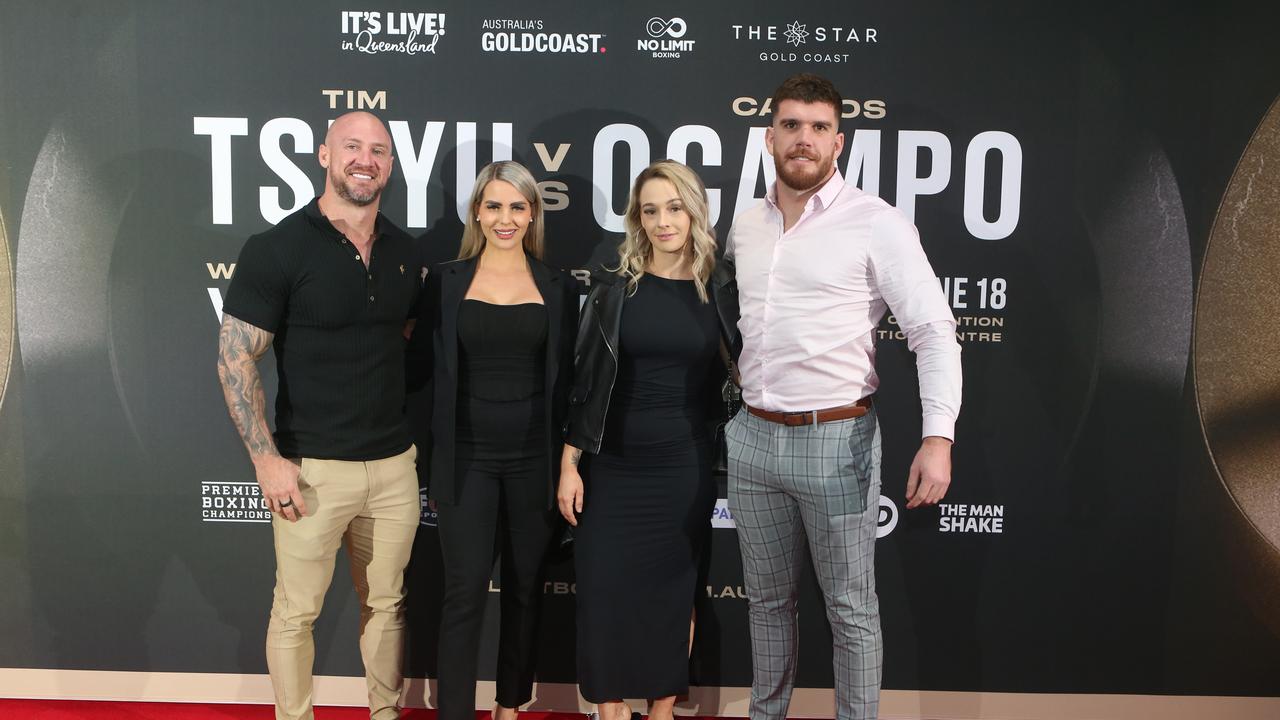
left=646, top=17, right=687, bottom=39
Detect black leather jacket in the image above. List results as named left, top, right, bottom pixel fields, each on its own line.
left=563, top=257, right=740, bottom=454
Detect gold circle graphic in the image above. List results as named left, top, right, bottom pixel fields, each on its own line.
left=1194, top=94, right=1280, bottom=634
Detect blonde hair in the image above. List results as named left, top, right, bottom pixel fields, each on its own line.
left=615, top=160, right=717, bottom=303
left=458, top=161, right=545, bottom=260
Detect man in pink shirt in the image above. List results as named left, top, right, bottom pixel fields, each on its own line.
left=724, top=74, right=962, bottom=720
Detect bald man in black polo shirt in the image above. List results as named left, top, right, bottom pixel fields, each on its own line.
left=217, top=111, right=421, bottom=720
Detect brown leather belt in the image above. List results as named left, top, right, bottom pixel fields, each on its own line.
left=746, top=397, right=872, bottom=427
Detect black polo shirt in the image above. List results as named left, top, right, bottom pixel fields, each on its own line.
left=223, top=198, right=420, bottom=461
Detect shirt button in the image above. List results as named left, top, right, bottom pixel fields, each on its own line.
left=369, top=295, right=375, bottom=301
left=341, top=238, right=349, bottom=244
left=355, top=253, right=361, bottom=260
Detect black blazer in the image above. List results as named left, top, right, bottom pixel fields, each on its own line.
left=406, top=254, right=578, bottom=509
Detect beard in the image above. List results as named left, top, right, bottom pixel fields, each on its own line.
left=330, top=164, right=383, bottom=206
left=774, top=151, right=833, bottom=193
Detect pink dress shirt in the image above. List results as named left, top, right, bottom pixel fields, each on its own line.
left=726, top=171, right=962, bottom=440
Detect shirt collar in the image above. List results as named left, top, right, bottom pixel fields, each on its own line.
left=766, top=169, right=846, bottom=213
left=303, top=196, right=389, bottom=242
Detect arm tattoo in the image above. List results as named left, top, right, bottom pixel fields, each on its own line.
left=570, top=449, right=582, bottom=466
left=216, top=315, right=277, bottom=458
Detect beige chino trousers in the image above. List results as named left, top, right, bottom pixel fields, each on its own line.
left=266, top=445, right=419, bottom=720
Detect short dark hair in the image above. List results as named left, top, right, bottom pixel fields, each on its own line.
left=770, top=73, right=842, bottom=122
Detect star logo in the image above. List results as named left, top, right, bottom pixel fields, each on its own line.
left=784, top=21, right=808, bottom=47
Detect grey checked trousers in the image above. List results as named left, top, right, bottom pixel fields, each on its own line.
left=726, top=407, right=883, bottom=720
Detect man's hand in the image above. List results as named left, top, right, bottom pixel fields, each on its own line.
left=906, top=435, right=952, bottom=509
left=255, top=454, right=307, bottom=522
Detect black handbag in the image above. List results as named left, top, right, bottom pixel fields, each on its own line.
left=712, top=342, right=742, bottom=474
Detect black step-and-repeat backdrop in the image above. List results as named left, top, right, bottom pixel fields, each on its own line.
left=2, top=0, right=1280, bottom=711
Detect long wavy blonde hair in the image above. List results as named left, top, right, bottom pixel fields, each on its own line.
left=458, top=161, right=545, bottom=260
left=615, top=160, right=716, bottom=303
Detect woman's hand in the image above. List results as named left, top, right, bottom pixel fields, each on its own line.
left=557, top=467, right=584, bottom=526
left=557, top=445, right=586, bottom=525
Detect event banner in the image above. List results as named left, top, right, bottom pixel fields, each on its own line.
left=2, top=0, right=1279, bottom=707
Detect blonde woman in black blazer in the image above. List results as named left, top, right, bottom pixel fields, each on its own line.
left=407, top=161, right=576, bottom=720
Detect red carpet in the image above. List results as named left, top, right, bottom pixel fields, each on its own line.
left=0, top=702, right=617, bottom=720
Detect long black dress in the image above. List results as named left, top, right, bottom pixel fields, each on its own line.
left=575, top=273, right=719, bottom=702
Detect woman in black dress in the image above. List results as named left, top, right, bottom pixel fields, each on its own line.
left=408, top=161, right=576, bottom=720
left=558, top=160, right=734, bottom=720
